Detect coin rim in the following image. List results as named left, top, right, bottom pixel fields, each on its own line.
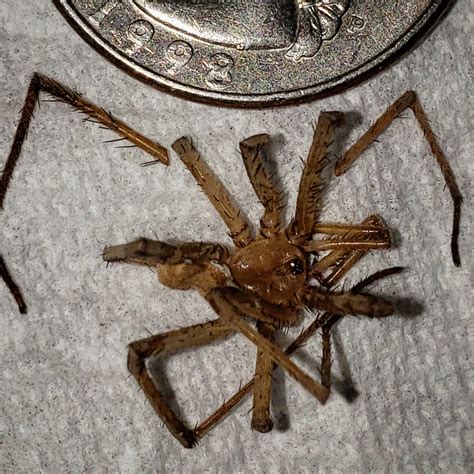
left=53, top=0, right=455, bottom=108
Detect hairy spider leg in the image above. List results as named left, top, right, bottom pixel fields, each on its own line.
left=307, top=218, right=391, bottom=252
left=291, top=111, right=345, bottom=241
left=239, top=134, right=283, bottom=238
left=318, top=266, right=404, bottom=388
left=321, top=325, right=332, bottom=388
left=127, top=319, right=233, bottom=448
left=1, top=73, right=168, bottom=209
left=335, top=90, right=462, bottom=266
left=172, top=137, right=252, bottom=248
left=1, top=72, right=169, bottom=313
left=251, top=321, right=276, bottom=432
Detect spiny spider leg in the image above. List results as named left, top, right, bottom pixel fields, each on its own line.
left=305, top=218, right=392, bottom=252
left=1, top=73, right=168, bottom=209
left=172, top=137, right=252, bottom=248
left=239, top=134, right=283, bottom=238
left=335, top=90, right=463, bottom=266
left=291, top=111, right=345, bottom=241
left=313, top=222, right=387, bottom=236
left=251, top=321, right=276, bottom=432
left=194, top=266, right=403, bottom=439
left=127, top=319, right=233, bottom=449
left=1, top=72, right=169, bottom=313
left=320, top=325, right=332, bottom=389
left=304, top=238, right=390, bottom=252
left=305, top=289, right=393, bottom=318
left=320, top=251, right=366, bottom=288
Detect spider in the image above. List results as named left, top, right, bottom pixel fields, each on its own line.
left=0, top=73, right=462, bottom=448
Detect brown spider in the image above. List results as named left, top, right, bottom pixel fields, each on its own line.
left=0, top=73, right=462, bottom=449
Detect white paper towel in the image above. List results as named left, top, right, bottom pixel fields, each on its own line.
left=0, top=1, right=472, bottom=472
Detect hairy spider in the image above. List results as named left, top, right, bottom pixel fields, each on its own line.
left=0, top=74, right=462, bottom=448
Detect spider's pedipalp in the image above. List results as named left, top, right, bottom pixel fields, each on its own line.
left=103, top=238, right=229, bottom=267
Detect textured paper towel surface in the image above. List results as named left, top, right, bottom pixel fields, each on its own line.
left=0, top=1, right=472, bottom=472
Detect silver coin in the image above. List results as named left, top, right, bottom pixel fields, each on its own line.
left=53, top=0, right=453, bottom=106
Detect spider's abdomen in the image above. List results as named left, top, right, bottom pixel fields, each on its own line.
left=228, top=235, right=307, bottom=306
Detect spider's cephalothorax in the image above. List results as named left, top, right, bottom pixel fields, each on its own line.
left=228, top=233, right=307, bottom=307
left=1, top=74, right=462, bottom=449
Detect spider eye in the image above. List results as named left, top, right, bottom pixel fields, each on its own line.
left=288, top=258, right=304, bottom=275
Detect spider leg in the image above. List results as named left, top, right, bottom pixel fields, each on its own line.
left=127, top=319, right=233, bottom=449
left=318, top=266, right=404, bottom=389
left=335, top=91, right=462, bottom=266
left=320, top=325, right=331, bottom=389
left=304, top=238, right=390, bottom=252
left=0, top=255, right=27, bottom=314
left=213, top=287, right=297, bottom=433
left=313, top=221, right=388, bottom=236
left=305, top=289, right=394, bottom=318
left=1, top=72, right=169, bottom=313
left=194, top=267, right=403, bottom=439
left=239, top=134, right=283, bottom=238
left=1, top=72, right=168, bottom=209
left=308, top=215, right=391, bottom=253
left=103, top=238, right=228, bottom=266
left=290, top=111, right=344, bottom=241
left=251, top=321, right=276, bottom=432
left=172, top=137, right=252, bottom=248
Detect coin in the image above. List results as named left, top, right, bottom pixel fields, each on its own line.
left=54, top=0, right=453, bottom=106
